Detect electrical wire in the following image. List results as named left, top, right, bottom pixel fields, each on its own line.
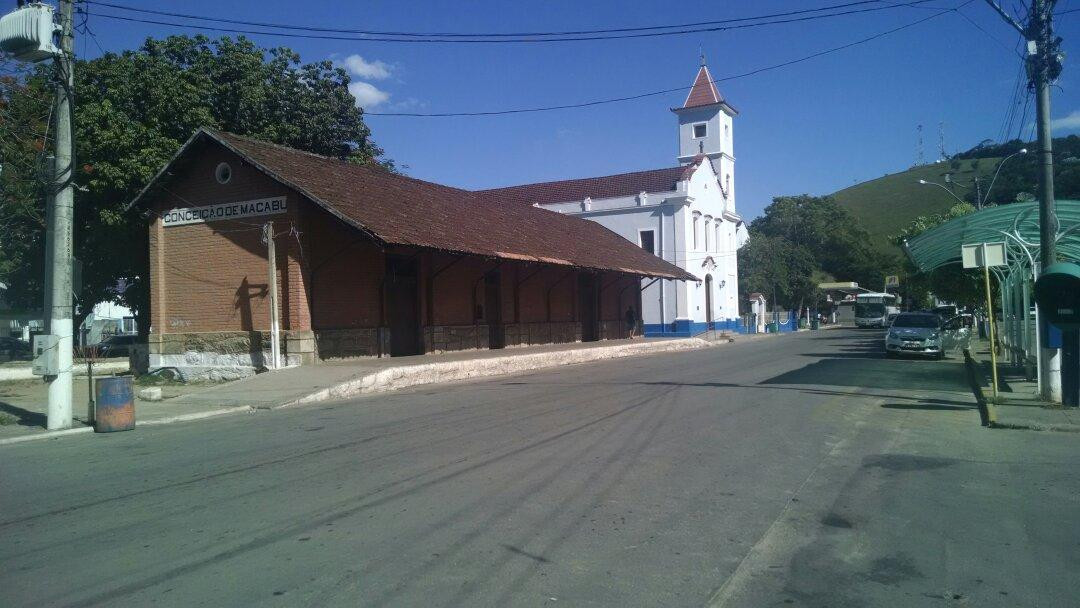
left=83, top=1, right=942, bottom=44
left=367, top=3, right=969, bottom=117
left=85, top=0, right=932, bottom=40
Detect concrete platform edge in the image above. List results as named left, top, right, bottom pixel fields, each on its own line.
left=280, top=337, right=717, bottom=409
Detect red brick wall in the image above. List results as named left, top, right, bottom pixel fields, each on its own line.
left=147, top=140, right=650, bottom=346
left=149, top=143, right=309, bottom=334
left=305, top=206, right=384, bottom=329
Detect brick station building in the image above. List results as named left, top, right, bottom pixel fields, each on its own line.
left=130, top=129, right=695, bottom=378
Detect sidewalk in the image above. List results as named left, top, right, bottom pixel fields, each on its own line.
left=967, top=339, right=1080, bottom=432
left=1, top=333, right=760, bottom=444
left=171, top=336, right=717, bottom=409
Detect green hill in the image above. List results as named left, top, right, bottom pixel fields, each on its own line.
left=831, top=158, right=1001, bottom=254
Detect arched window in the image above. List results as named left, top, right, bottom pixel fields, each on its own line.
left=704, top=216, right=712, bottom=251
left=692, top=212, right=701, bottom=250
left=715, top=223, right=721, bottom=252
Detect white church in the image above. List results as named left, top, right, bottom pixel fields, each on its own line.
left=480, top=61, right=749, bottom=336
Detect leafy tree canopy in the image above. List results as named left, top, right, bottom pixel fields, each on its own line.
left=0, top=35, right=392, bottom=333
left=890, top=202, right=984, bottom=307
left=738, top=194, right=898, bottom=311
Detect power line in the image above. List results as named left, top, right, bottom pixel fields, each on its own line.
left=84, top=1, right=943, bottom=44
left=367, top=3, right=969, bottom=117
left=86, top=0, right=930, bottom=39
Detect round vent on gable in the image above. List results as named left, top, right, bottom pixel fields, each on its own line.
left=215, top=162, right=232, bottom=184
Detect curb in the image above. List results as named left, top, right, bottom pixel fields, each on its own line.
left=279, top=337, right=716, bottom=408
left=0, top=426, right=93, bottom=446
left=0, top=360, right=129, bottom=383
left=0, top=405, right=255, bottom=446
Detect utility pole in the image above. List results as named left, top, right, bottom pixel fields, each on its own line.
left=263, top=222, right=281, bottom=370
left=45, top=0, right=75, bottom=430
left=984, top=0, right=1064, bottom=401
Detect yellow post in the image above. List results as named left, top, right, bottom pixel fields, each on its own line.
left=983, top=249, right=1000, bottom=399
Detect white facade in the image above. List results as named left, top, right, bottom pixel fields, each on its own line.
left=537, top=65, right=747, bottom=335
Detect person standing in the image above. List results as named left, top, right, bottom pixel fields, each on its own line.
left=625, top=306, right=638, bottom=339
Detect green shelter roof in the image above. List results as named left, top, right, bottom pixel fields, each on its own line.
left=903, top=200, right=1080, bottom=272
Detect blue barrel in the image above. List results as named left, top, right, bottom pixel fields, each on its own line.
left=94, top=376, right=135, bottom=432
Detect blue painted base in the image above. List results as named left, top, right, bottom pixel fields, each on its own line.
left=643, top=318, right=760, bottom=337
left=643, top=314, right=799, bottom=337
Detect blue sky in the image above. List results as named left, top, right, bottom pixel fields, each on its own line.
left=81, top=0, right=1080, bottom=219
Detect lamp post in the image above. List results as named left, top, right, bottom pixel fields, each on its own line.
left=981, top=149, right=1028, bottom=207
left=917, top=149, right=1027, bottom=209
left=917, top=179, right=967, bottom=205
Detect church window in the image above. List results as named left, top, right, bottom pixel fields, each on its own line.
left=639, top=230, right=655, bottom=255
left=704, top=217, right=711, bottom=250
left=692, top=212, right=700, bottom=249
left=693, top=123, right=707, bottom=138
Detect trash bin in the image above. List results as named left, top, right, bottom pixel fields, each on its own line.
left=811, top=318, right=820, bottom=330
left=94, top=376, right=135, bottom=432
left=766, top=322, right=779, bottom=333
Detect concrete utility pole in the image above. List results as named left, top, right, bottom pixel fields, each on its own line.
left=45, top=0, right=75, bottom=430
left=984, top=0, right=1064, bottom=401
left=263, top=222, right=281, bottom=370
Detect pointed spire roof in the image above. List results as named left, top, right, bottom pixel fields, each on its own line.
left=680, top=64, right=725, bottom=110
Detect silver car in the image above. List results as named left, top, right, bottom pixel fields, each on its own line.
left=884, top=312, right=945, bottom=359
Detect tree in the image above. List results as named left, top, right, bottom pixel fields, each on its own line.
left=0, top=35, right=392, bottom=335
left=742, top=194, right=897, bottom=308
left=0, top=66, right=53, bottom=313
left=891, top=203, right=984, bottom=307
left=737, top=232, right=818, bottom=314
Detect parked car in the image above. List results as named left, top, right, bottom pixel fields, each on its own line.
left=0, top=336, right=33, bottom=361
left=884, top=312, right=960, bottom=360
left=96, top=334, right=138, bottom=358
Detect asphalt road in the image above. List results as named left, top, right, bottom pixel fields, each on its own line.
left=1, top=329, right=1077, bottom=607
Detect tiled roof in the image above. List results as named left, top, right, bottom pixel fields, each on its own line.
left=681, top=65, right=723, bottom=110
left=133, top=129, right=696, bottom=281
left=475, top=160, right=700, bottom=208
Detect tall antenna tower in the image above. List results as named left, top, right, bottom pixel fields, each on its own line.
left=938, top=121, right=946, bottom=160
left=916, top=124, right=924, bottom=166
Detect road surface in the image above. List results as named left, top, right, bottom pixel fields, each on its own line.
left=1, top=328, right=1077, bottom=607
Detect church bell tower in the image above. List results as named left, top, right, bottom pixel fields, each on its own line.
left=672, top=57, right=738, bottom=165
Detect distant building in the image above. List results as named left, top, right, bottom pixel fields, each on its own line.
left=79, top=300, right=137, bottom=347
left=476, top=61, right=748, bottom=336
left=0, top=283, right=42, bottom=341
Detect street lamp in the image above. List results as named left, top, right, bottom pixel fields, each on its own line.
left=917, top=179, right=967, bottom=205
left=916, top=148, right=1027, bottom=210
left=981, top=148, right=1027, bottom=208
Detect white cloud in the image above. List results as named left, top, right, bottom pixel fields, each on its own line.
left=1051, top=110, right=1080, bottom=132
left=388, top=97, right=426, bottom=112
left=341, top=54, right=392, bottom=80
left=349, top=81, right=390, bottom=109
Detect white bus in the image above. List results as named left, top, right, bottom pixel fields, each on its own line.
left=854, top=292, right=899, bottom=328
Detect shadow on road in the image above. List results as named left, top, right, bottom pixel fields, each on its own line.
left=759, top=333, right=969, bottom=393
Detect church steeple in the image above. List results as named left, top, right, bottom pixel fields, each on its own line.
left=672, top=59, right=737, bottom=165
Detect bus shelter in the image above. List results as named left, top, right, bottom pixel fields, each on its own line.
left=901, top=200, right=1080, bottom=397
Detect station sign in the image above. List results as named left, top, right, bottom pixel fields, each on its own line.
left=162, top=196, right=286, bottom=227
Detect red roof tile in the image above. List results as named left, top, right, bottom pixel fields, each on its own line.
left=681, top=65, right=723, bottom=110
left=132, top=129, right=697, bottom=281
left=475, top=161, right=700, bottom=208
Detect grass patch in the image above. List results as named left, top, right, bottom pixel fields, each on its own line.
left=0, top=412, right=17, bottom=426
left=831, top=158, right=1002, bottom=254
